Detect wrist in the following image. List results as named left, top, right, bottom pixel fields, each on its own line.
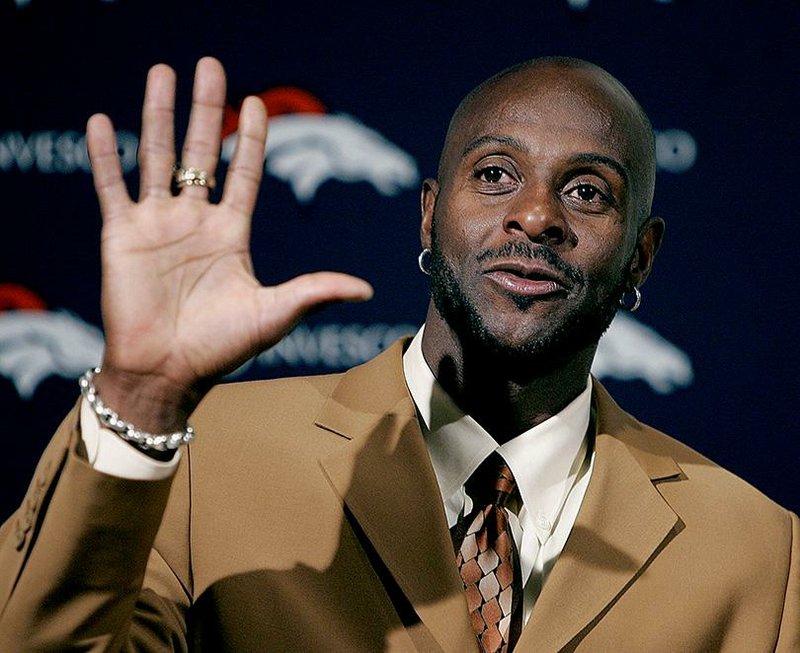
left=82, top=368, right=197, bottom=456
left=91, top=366, right=203, bottom=433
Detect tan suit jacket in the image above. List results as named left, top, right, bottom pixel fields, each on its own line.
left=0, top=340, right=797, bottom=651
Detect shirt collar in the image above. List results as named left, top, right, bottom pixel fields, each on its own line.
left=402, top=326, right=592, bottom=535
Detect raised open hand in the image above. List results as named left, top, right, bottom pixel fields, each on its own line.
left=87, top=58, right=373, bottom=430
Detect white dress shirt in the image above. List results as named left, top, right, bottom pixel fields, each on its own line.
left=402, top=328, right=594, bottom=623
left=80, top=397, right=179, bottom=480
left=81, top=328, right=595, bottom=621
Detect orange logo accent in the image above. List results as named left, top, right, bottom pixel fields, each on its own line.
left=222, top=87, right=326, bottom=138
left=0, top=283, right=46, bottom=311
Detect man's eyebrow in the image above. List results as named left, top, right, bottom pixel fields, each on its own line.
left=461, top=135, right=529, bottom=159
left=570, top=153, right=629, bottom=186
left=461, top=139, right=629, bottom=183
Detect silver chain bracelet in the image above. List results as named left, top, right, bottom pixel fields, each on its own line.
left=79, top=367, right=195, bottom=452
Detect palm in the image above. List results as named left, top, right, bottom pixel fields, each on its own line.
left=87, top=58, right=372, bottom=420
left=102, top=197, right=258, bottom=381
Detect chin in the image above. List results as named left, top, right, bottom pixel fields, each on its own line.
left=432, top=270, right=617, bottom=376
left=474, top=311, right=609, bottom=375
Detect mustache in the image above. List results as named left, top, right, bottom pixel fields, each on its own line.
left=476, top=241, right=584, bottom=287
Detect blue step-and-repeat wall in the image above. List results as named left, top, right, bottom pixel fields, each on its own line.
left=1, top=0, right=798, bottom=518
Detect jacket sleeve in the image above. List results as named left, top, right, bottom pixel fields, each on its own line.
left=0, top=401, right=192, bottom=651
left=776, top=511, right=799, bottom=653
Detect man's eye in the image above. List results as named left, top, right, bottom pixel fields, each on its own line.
left=569, top=183, right=605, bottom=203
left=476, top=166, right=507, bottom=183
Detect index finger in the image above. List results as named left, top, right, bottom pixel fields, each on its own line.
left=87, top=113, right=133, bottom=222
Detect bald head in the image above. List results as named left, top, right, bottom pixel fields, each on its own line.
left=439, top=57, right=657, bottom=225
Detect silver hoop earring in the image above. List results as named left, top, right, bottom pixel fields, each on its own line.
left=619, top=286, right=642, bottom=312
left=418, top=248, right=432, bottom=275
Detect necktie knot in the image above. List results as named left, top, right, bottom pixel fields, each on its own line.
left=492, top=464, right=516, bottom=509
left=466, top=454, right=519, bottom=513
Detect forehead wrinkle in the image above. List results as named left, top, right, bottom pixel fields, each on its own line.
left=449, top=86, right=628, bottom=175
left=461, top=134, right=530, bottom=160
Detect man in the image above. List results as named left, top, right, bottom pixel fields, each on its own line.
left=0, top=56, right=796, bottom=651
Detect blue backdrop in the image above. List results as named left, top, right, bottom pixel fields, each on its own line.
left=1, top=0, right=798, bottom=519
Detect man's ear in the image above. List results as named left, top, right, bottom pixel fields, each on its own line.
left=629, top=216, right=665, bottom=288
left=420, top=178, right=439, bottom=249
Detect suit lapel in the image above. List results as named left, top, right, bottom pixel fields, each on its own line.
left=317, top=341, right=477, bottom=652
left=517, top=383, right=684, bottom=652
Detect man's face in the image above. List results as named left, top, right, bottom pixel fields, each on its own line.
left=421, top=65, right=660, bottom=368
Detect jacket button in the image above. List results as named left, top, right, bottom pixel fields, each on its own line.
left=26, top=495, right=38, bottom=513
left=14, top=526, right=26, bottom=550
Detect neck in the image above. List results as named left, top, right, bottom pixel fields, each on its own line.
left=420, top=308, right=596, bottom=443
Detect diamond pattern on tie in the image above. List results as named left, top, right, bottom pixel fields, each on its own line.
left=453, top=457, right=521, bottom=653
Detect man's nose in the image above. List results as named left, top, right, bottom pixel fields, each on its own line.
left=502, top=186, right=572, bottom=246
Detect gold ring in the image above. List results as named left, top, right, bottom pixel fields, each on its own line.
left=173, top=164, right=215, bottom=190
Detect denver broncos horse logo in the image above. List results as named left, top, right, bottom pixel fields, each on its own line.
left=0, top=284, right=103, bottom=399
left=220, top=87, right=419, bottom=203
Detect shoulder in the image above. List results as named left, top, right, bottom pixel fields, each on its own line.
left=188, top=371, right=345, bottom=451
left=201, top=371, right=342, bottom=415
left=593, top=382, right=796, bottom=613
left=593, top=380, right=793, bottom=532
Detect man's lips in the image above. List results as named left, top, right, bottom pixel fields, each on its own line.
left=482, top=259, right=572, bottom=296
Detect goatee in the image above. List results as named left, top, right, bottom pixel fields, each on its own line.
left=428, top=229, right=624, bottom=377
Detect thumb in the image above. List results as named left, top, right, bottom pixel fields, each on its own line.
left=254, top=272, right=373, bottom=347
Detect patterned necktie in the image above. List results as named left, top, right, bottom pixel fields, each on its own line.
left=452, top=455, right=522, bottom=653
